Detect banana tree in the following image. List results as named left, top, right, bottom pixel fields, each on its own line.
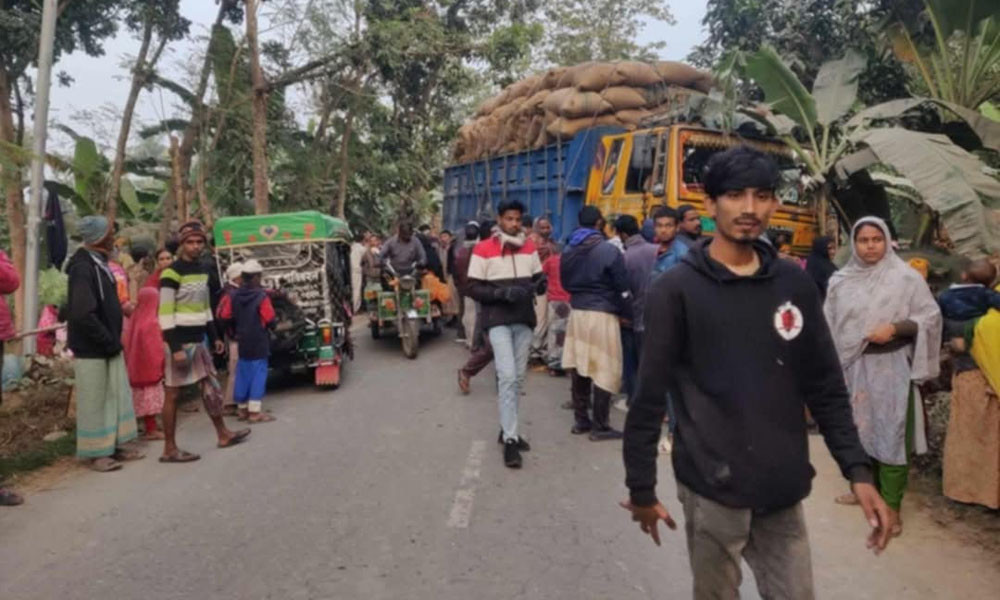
left=885, top=0, right=1000, bottom=110
left=740, top=45, right=867, bottom=230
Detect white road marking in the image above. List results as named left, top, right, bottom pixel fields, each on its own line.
left=446, top=440, right=486, bottom=528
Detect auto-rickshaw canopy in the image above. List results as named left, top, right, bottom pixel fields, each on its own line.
left=214, top=211, right=352, bottom=248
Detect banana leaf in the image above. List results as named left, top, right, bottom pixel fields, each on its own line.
left=925, top=0, right=1000, bottom=39
left=744, top=45, right=817, bottom=131
left=847, top=97, right=1000, bottom=152
left=851, top=127, right=1000, bottom=258
left=812, top=50, right=866, bottom=125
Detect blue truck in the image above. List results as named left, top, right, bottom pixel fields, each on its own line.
left=442, top=126, right=624, bottom=241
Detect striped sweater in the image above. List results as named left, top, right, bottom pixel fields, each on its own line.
left=159, top=258, right=218, bottom=351
left=466, top=233, right=543, bottom=330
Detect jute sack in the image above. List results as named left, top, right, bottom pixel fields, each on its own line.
left=572, top=62, right=627, bottom=91
left=652, top=61, right=705, bottom=88
left=541, top=66, right=572, bottom=90
left=615, top=108, right=653, bottom=125
left=507, top=74, right=543, bottom=101
left=542, top=88, right=575, bottom=114
left=492, top=97, right=526, bottom=123
left=613, top=61, right=662, bottom=87
left=557, top=90, right=613, bottom=118
left=477, top=88, right=510, bottom=117
left=520, top=89, right=550, bottom=115
left=546, top=113, right=623, bottom=139
left=601, top=86, right=649, bottom=111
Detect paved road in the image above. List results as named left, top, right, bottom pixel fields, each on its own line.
left=1, top=327, right=997, bottom=600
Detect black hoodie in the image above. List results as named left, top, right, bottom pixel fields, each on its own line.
left=623, top=239, right=872, bottom=511
left=65, top=247, right=124, bottom=359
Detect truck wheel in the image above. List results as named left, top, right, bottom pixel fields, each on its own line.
left=401, top=318, right=419, bottom=359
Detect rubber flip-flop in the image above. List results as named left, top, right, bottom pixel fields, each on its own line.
left=113, top=447, right=146, bottom=462
left=218, top=428, right=251, bottom=448
left=88, top=457, right=124, bottom=472
left=834, top=493, right=859, bottom=506
left=247, top=413, right=276, bottom=423
left=159, top=450, right=200, bottom=463
left=0, top=488, right=24, bottom=506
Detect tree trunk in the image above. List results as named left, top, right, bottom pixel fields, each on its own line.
left=334, top=105, right=355, bottom=219
left=175, top=3, right=231, bottom=224
left=0, top=68, right=26, bottom=345
left=246, top=0, right=269, bottom=215
left=106, top=17, right=155, bottom=221
left=161, top=135, right=180, bottom=244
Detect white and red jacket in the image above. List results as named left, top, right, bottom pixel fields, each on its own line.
left=466, top=233, right=544, bottom=330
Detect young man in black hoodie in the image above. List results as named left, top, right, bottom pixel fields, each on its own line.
left=622, top=146, right=892, bottom=598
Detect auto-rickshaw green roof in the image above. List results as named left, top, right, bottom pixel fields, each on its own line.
left=214, top=210, right=352, bottom=248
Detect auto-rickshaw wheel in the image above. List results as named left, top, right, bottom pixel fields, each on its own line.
left=401, top=318, right=419, bottom=359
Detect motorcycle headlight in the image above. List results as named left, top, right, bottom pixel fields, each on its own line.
left=400, top=276, right=416, bottom=291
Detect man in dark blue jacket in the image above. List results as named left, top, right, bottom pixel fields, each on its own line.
left=560, top=206, right=632, bottom=441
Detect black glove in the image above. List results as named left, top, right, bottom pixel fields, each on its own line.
left=494, top=286, right=530, bottom=303
left=534, top=275, right=548, bottom=297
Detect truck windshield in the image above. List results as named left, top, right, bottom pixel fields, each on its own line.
left=681, top=134, right=808, bottom=208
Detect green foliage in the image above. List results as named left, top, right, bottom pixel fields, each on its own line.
left=883, top=0, right=1000, bottom=109
left=693, top=0, right=909, bottom=105
left=38, top=268, right=67, bottom=307
left=0, top=432, right=75, bottom=479
left=540, top=0, right=675, bottom=65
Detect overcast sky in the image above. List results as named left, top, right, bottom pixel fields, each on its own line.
left=45, top=1, right=707, bottom=151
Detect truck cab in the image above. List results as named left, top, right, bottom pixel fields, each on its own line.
left=584, top=125, right=818, bottom=253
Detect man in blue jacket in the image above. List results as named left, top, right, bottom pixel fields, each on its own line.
left=560, top=206, right=632, bottom=441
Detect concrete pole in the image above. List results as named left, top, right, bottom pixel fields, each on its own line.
left=21, top=0, right=59, bottom=356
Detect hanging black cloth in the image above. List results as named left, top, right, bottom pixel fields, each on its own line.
left=44, top=183, right=67, bottom=269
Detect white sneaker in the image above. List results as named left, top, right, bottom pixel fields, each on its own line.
left=658, top=434, right=673, bottom=455
left=612, top=398, right=629, bottom=413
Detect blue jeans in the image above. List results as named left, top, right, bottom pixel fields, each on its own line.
left=489, top=323, right=533, bottom=442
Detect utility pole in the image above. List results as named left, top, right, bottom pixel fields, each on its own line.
left=21, top=0, right=59, bottom=356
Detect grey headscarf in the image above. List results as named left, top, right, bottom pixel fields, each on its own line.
left=823, top=217, right=941, bottom=464
left=78, top=215, right=109, bottom=245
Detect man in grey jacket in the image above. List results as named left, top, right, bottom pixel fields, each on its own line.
left=380, top=222, right=426, bottom=274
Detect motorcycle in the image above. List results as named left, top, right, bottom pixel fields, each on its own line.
left=365, top=262, right=440, bottom=358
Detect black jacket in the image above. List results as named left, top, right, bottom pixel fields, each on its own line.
left=560, top=230, right=632, bottom=318
left=623, top=239, right=872, bottom=511
left=66, top=248, right=124, bottom=359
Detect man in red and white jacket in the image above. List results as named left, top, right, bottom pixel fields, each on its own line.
left=465, top=200, right=546, bottom=469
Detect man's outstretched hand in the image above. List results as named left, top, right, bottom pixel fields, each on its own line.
left=620, top=499, right=677, bottom=546
left=852, top=482, right=893, bottom=554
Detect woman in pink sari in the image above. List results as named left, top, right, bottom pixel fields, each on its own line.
left=123, top=287, right=166, bottom=440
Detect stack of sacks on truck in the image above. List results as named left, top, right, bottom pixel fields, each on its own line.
left=453, top=61, right=714, bottom=163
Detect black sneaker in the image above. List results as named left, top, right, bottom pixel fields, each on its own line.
left=503, top=440, right=522, bottom=469
left=571, top=421, right=593, bottom=435
left=588, top=427, right=623, bottom=441
left=497, top=430, right=530, bottom=451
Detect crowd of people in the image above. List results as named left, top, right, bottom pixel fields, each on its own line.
left=0, top=142, right=997, bottom=598
left=442, top=145, right=999, bottom=597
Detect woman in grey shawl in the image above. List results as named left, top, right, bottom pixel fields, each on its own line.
left=824, top=216, right=941, bottom=535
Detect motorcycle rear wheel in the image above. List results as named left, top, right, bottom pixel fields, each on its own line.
left=401, top=318, right=420, bottom=359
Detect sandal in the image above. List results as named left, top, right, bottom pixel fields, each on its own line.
left=159, top=450, right=200, bottom=463
left=222, top=405, right=239, bottom=417
left=247, top=412, right=276, bottom=423
left=88, top=457, right=123, bottom=472
left=834, top=493, right=859, bottom=506
left=114, top=446, right=146, bottom=462
left=141, top=431, right=166, bottom=441
left=0, top=488, right=24, bottom=506
left=218, top=428, right=251, bottom=448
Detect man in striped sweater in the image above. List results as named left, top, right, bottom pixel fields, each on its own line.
left=466, top=200, right=546, bottom=469
left=159, top=221, right=250, bottom=463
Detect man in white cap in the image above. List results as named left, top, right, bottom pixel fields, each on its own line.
left=216, top=259, right=276, bottom=422
left=220, top=262, right=243, bottom=415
